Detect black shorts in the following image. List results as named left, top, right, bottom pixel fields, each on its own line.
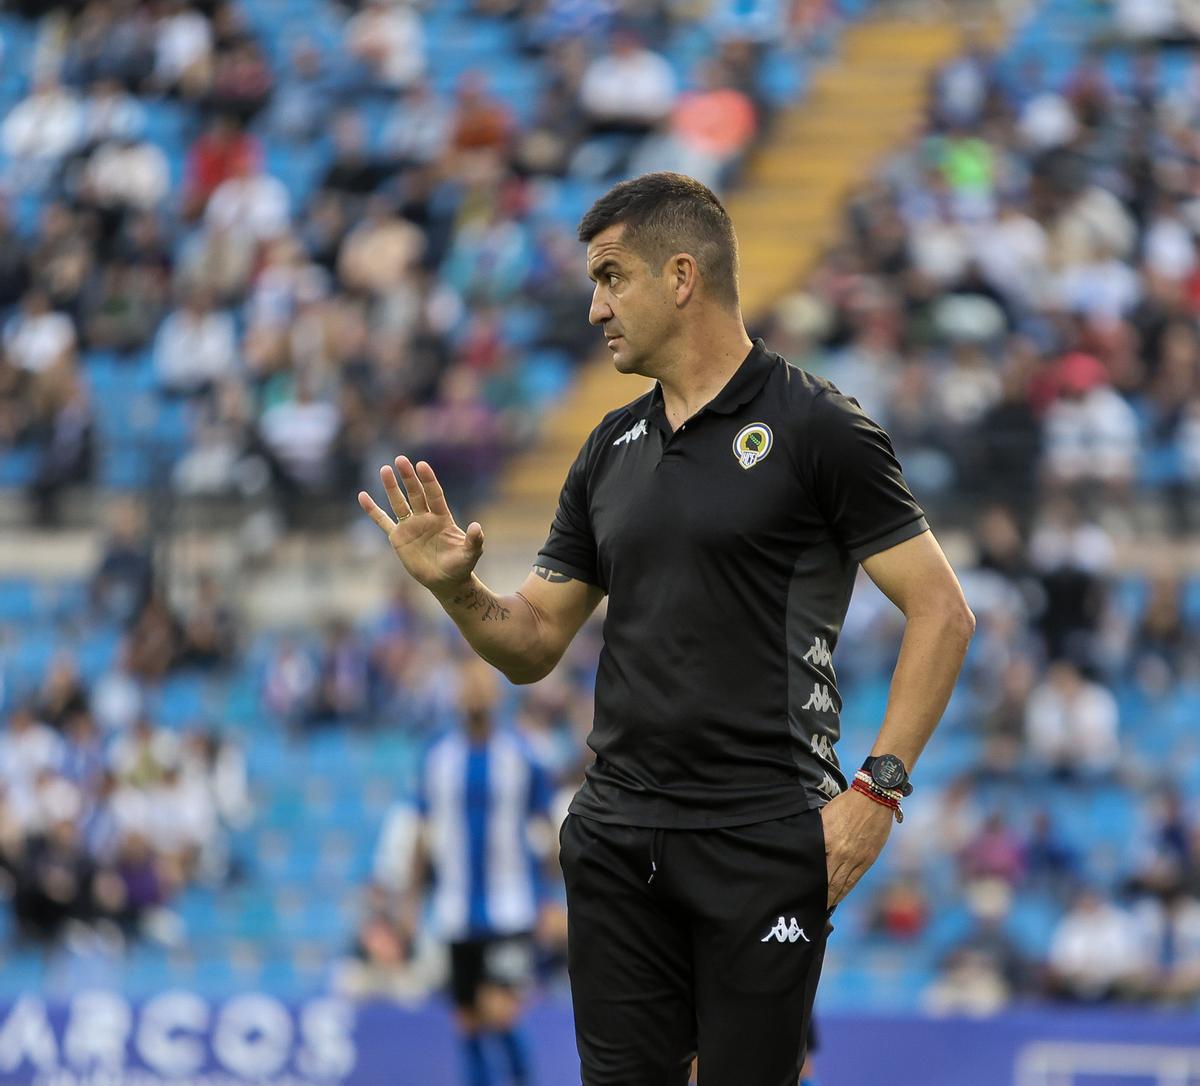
left=560, top=808, right=832, bottom=1086
left=448, top=932, right=535, bottom=1009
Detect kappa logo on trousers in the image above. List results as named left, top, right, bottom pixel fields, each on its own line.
left=760, top=916, right=810, bottom=944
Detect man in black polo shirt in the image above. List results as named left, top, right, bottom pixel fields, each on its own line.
left=359, top=173, right=976, bottom=1085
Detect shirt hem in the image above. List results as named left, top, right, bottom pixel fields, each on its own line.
left=567, top=790, right=816, bottom=830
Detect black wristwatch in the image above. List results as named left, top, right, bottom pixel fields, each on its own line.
left=862, top=755, right=913, bottom=797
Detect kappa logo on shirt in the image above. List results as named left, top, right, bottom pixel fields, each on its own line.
left=613, top=419, right=648, bottom=446
left=817, top=771, right=843, bottom=799
left=802, top=635, right=832, bottom=669
left=810, top=733, right=836, bottom=763
left=761, top=916, right=810, bottom=944
left=802, top=682, right=835, bottom=713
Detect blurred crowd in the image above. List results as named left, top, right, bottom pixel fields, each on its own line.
left=763, top=28, right=1200, bottom=529
left=0, top=0, right=842, bottom=529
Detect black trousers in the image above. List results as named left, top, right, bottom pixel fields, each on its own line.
left=560, top=808, right=831, bottom=1086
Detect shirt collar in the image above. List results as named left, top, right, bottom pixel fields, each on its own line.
left=648, top=338, right=775, bottom=420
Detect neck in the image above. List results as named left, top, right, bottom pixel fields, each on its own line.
left=655, top=317, right=754, bottom=426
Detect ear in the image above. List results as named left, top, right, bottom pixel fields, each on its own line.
left=667, top=252, right=699, bottom=307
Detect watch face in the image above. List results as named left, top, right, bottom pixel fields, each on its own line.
left=873, top=755, right=906, bottom=790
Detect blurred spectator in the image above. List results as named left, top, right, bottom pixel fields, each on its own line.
left=36, top=654, right=89, bottom=731
left=960, top=812, right=1026, bottom=890
left=4, top=289, right=76, bottom=375
left=336, top=881, right=431, bottom=1001
left=321, top=110, right=391, bottom=202
left=27, top=360, right=93, bottom=526
left=866, top=876, right=930, bottom=940
left=268, top=40, right=332, bottom=144
left=1028, top=498, right=1114, bottom=662
left=153, top=0, right=213, bottom=97
left=153, top=287, right=238, bottom=395
left=1042, top=352, right=1140, bottom=489
left=1131, top=888, right=1200, bottom=1002
left=257, top=371, right=342, bottom=503
left=177, top=573, right=237, bottom=669
left=79, top=133, right=170, bottom=213
left=1129, top=789, right=1196, bottom=898
left=264, top=638, right=319, bottom=725
left=1025, top=810, right=1080, bottom=900
left=579, top=29, right=676, bottom=138
left=91, top=647, right=145, bottom=736
left=2, top=76, right=83, bottom=174
left=383, top=80, right=453, bottom=168
left=1046, top=889, right=1148, bottom=1002
left=449, top=72, right=514, bottom=163
left=204, top=156, right=290, bottom=244
left=90, top=498, right=154, bottom=626
left=310, top=620, right=371, bottom=725
left=12, top=798, right=92, bottom=945
left=345, top=0, right=426, bottom=92
left=1024, top=661, right=1121, bottom=780
left=182, top=116, right=260, bottom=220
left=80, top=78, right=146, bottom=147
left=126, top=595, right=183, bottom=682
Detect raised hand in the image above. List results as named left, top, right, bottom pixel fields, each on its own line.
left=358, top=456, right=485, bottom=596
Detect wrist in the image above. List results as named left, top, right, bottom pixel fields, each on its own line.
left=431, top=573, right=478, bottom=605
left=850, top=773, right=905, bottom=823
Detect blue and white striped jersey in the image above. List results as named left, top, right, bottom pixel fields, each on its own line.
left=417, top=728, right=552, bottom=942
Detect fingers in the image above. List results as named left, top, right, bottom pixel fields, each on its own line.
left=380, top=465, right=413, bottom=522
left=465, top=521, right=484, bottom=559
left=395, top=456, right=430, bottom=514
left=358, top=491, right=396, bottom=534
left=415, top=460, right=450, bottom=517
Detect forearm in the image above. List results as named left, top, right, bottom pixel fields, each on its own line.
left=868, top=609, right=974, bottom=771
left=431, top=573, right=557, bottom=684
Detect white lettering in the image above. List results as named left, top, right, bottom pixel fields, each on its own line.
left=297, top=998, right=356, bottom=1080
left=65, top=992, right=130, bottom=1071
left=0, top=996, right=58, bottom=1073
left=213, top=995, right=292, bottom=1079
left=136, top=992, right=207, bottom=1076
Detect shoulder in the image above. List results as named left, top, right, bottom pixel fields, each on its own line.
left=572, top=388, right=656, bottom=470
left=588, top=388, right=655, bottom=446
left=762, top=353, right=842, bottom=415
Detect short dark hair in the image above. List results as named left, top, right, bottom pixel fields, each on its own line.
left=577, top=172, right=740, bottom=308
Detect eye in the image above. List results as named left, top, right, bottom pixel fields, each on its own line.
left=608, top=273, right=620, bottom=287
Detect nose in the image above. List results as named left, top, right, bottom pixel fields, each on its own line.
left=588, top=286, right=611, bottom=327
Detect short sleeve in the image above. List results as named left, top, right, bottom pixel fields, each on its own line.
left=535, top=434, right=604, bottom=590
left=806, top=389, right=928, bottom=561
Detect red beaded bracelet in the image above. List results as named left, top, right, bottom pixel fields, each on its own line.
left=850, top=776, right=905, bottom=823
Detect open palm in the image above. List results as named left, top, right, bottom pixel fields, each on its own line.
left=358, top=456, right=484, bottom=594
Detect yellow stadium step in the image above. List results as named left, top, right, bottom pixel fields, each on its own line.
left=476, top=14, right=1002, bottom=575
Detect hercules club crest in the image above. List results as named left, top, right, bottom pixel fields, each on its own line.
left=733, top=423, right=773, bottom=470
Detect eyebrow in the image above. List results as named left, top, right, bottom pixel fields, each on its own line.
left=587, top=259, right=620, bottom=283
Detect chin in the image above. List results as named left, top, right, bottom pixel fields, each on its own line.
left=610, top=347, right=641, bottom=374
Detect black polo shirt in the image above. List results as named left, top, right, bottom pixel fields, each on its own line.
left=537, top=340, right=928, bottom=828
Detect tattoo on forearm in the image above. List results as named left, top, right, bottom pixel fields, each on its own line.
left=450, top=586, right=511, bottom=622
left=533, top=564, right=572, bottom=583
